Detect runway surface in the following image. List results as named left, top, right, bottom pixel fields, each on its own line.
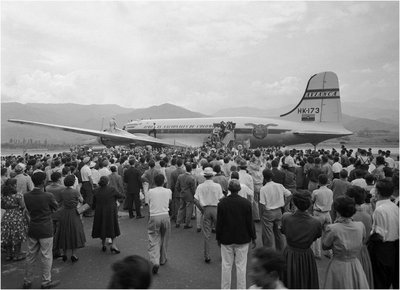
left=1, top=206, right=331, bottom=289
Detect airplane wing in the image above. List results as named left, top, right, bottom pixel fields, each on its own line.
left=7, top=119, right=187, bottom=148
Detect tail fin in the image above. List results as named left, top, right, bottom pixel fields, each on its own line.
left=280, top=72, right=342, bottom=123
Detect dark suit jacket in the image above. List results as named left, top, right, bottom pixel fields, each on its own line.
left=24, top=188, right=58, bottom=239
left=272, top=168, right=286, bottom=185
left=124, top=166, right=143, bottom=194
left=170, top=167, right=186, bottom=197
left=216, top=194, right=256, bottom=245
left=175, top=172, right=196, bottom=201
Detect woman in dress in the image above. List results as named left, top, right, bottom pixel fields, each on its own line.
left=322, top=195, right=369, bottom=289
left=1, top=178, right=28, bottom=261
left=281, top=190, right=322, bottom=289
left=92, top=176, right=124, bottom=253
left=54, top=175, right=86, bottom=262
left=346, top=185, right=374, bottom=288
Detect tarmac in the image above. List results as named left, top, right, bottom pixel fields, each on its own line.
left=1, top=207, right=330, bottom=289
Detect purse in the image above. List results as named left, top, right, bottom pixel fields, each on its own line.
left=76, top=203, right=90, bottom=215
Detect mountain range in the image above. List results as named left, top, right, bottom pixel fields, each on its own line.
left=1, top=101, right=398, bottom=145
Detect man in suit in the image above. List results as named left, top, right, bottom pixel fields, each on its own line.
left=169, top=159, right=185, bottom=222
left=175, top=163, right=196, bottom=229
left=23, top=172, right=59, bottom=289
left=124, top=159, right=143, bottom=219
left=216, top=179, right=256, bottom=289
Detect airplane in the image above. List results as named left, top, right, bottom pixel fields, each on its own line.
left=8, top=71, right=353, bottom=149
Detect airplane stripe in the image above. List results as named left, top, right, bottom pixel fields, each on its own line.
left=127, top=128, right=290, bottom=135
left=306, top=88, right=339, bottom=92
left=303, top=96, right=340, bottom=100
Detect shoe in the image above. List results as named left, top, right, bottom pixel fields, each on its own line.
left=314, top=255, right=321, bottom=260
left=211, top=229, right=216, bottom=233
left=102, top=245, right=107, bottom=252
left=183, top=225, right=193, bottom=229
left=160, top=259, right=167, bottom=266
left=62, top=255, right=67, bottom=262
left=205, top=257, right=211, bottom=263
left=197, top=228, right=201, bottom=233
left=71, top=255, right=79, bottom=263
left=129, top=213, right=135, bottom=219
left=41, top=280, right=60, bottom=289
left=136, top=215, right=145, bottom=219
left=175, top=224, right=180, bottom=228
left=152, top=265, right=159, bottom=274
left=110, top=247, right=120, bottom=254
left=23, top=282, right=32, bottom=289
left=254, top=219, right=261, bottom=223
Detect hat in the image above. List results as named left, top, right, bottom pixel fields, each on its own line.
left=228, top=179, right=241, bottom=192
left=83, top=157, right=90, bottom=164
left=89, top=161, right=96, bottom=168
left=203, top=167, right=216, bottom=177
left=239, top=159, right=247, bottom=168
left=15, top=164, right=24, bottom=173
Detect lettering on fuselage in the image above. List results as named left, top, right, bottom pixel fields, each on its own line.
left=142, top=124, right=214, bottom=129
left=297, top=107, right=320, bottom=114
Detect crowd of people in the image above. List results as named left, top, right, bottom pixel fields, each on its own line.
left=1, top=144, right=399, bottom=289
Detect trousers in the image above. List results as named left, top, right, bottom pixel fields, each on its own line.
left=148, top=214, right=170, bottom=266
left=177, top=199, right=193, bottom=226
left=221, top=243, right=249, bottom=289
left=202, top=206, right=217, bottom=259
left=261, top=208, right=285, bottom=251
left=24, top=237, right=53, bottom=286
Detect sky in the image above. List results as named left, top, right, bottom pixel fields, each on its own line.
left=1, top=1, right=399, bottom=115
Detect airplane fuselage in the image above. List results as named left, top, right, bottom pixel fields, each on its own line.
left=124, top=117, right=351, bottom=148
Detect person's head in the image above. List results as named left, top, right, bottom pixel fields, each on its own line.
left=110, top=165, right=117, bottom=173
left=64, top=175, right=76, bottom=187
left=345, top=186, right=366, bottom=205
left=271, top=160, right=278, bottom=168
left=185, top=163, right=192, bottom=173
left=213, top=164, right=221, bottom=174
left=333, top=196, right=356, bottom=218
left=249, top=247, right=285, bottom=289
left=339, top=169, right=348, bottom=179
left=365, top=174, right=375, bottom=185
left=228, top=179, right=241, bottom=194
left=292, top=191, right=312, bottom=211
left=99, top=176, right=109, bottom=187
left=2, top=178, right=17, bottom=196
left=176, top=159, right=183, bottom=167
left=148, top=160, right=155, bottom=168
left=376, top=156, right=386, bottom=166
left=375, top=179, right=394, bottom=198
left=318, top=174, right=328, bottom=186
left=230, top=171, right=239, bottom=180
left=262, top=169, right=273, bottom=182
left=129, top=158, right=135, bottom=166
left=108, top=255, right=152, bottom=289
left=31, top=172, right=47, bottom=187
left=51, top=171, right=62, bottom=183
left=203, top=167, right=215, bottom=179
left=154, top=174, right=165, bottom=187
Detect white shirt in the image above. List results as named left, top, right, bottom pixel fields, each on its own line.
left=312, top=185, right=333, bottom=212
left=385, top=157, right=395, bottom=168
left=351, top=178, right=368, bottom=189
left=80, top=165, right=92, bottom=182
left=332, top=162, right=342, bottom=174
left=260, top=181, right=291, bottom=210
left=238, top=170, right=254, bottom=191
left=91, top=169, right=100, bottom=185
left=371, top=199, right=399, bottom=242
left=148, top=186, right=172, bottom=217
left=227, top=182, right=254, bottom=200
left=194, top=179, right=224, bottom=207
left=98, top=167, right=111, bottom=177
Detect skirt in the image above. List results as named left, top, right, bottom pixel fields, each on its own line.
left=323, top=257, right=369, bottom=289
left=358, top=244, right=374, bottom=289
left=55, top=208, right=86, bottom=250
left=1, top=208, right=28, bottom=246
left=283, top=246, right=319, bottom=289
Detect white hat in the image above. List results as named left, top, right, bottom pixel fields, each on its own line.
left=203, top=167, right=216, bottom=177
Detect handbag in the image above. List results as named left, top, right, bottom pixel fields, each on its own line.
left=76, top=203, right=90, bottom=215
